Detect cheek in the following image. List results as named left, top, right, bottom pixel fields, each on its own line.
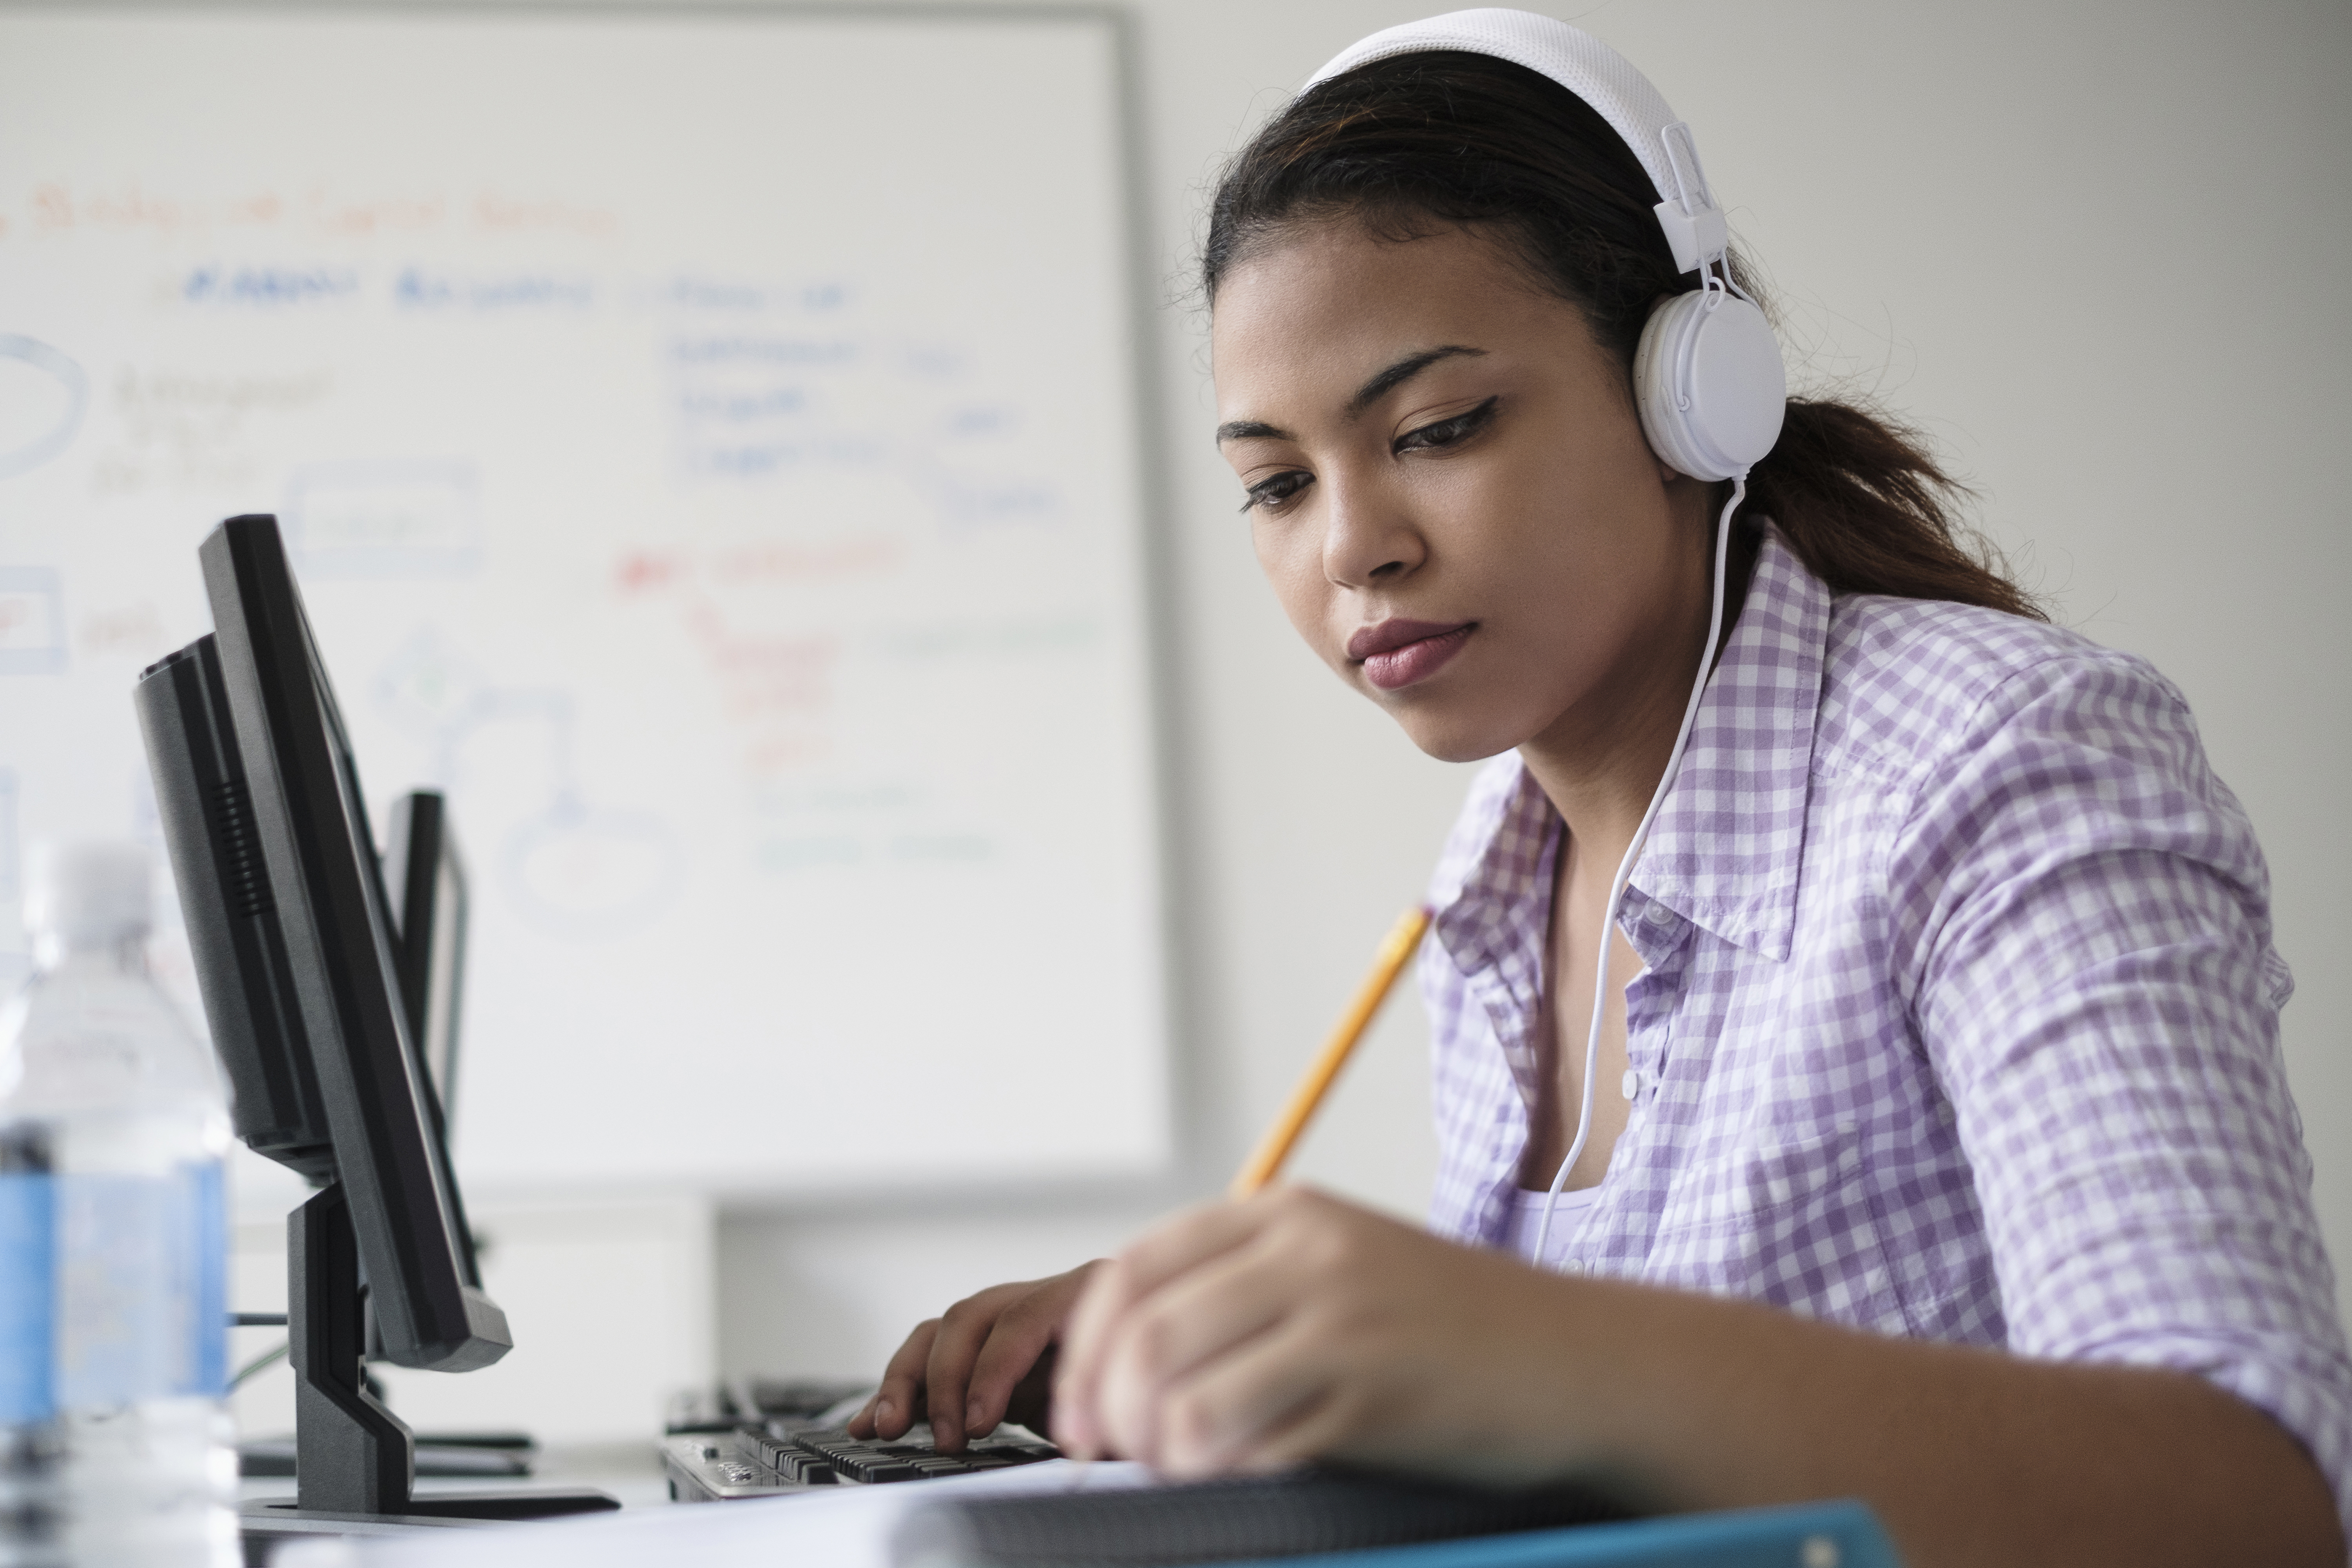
left=1468, top=529, right=1647, bottom=699
left=1251, top=522, right=1344, bottom=666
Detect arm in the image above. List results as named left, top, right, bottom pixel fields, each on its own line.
left=1890, top=651, right=2352, bottom=1532
left=1051, top=1186, right=2341, bottom=1568
left=1053, top=651, right=2350, bottom=1564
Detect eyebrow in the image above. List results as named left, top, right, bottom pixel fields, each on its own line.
left=1214, top=344, right=1489, bottom=445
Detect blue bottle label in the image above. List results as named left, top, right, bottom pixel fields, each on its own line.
left=55, top=1160, right=227, bottom=1409
left=58, top=1173, right=169, bottom=1409
left=176, top=1161, right=226, bottom=1399
left=0, top=1168, right=56, bottom=1424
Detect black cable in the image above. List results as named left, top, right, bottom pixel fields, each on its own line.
left=231, top=1341, right=288, bottom=1391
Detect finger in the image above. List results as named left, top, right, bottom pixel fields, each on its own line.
left=963, top=1283, right=1078, bottom=1437
left=864, top=1319, right=940, bottom=1440
left=1002, top=1343, right=1060, bottom=1433
left=1091, top=1231, right=1295, bottom=1466
left=1053, top=1260, right=1144, bottom=1456
left=1134, top=1310, right=1368, bottom=1478
left=1056, top=1200, right=1276, bottom=1456
left=1059, top=1190, right=1336, bottom=1455
left=1224, top=1378, right=1372, bottom=1476
left=925, top=1282, right=1031, bottom=1452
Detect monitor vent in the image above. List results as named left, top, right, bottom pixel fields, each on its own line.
left=209, top=777, right=275, bottom=919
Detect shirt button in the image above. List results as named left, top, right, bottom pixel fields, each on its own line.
left=1560, top=1258, right=1585, bottom=1277
left=1642, top=901, right=1673, bottom=925
left=1621, top=1067, right=1642, bottom=1101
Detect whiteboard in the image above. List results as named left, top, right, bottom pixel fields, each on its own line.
left=0, top=7, right=1172, bottom=1202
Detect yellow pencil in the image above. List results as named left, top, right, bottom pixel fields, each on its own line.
left=1229, top=905, right=1434, bottom=1199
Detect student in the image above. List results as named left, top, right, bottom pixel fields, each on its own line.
left=851, top=13, right=2352, bottom=1562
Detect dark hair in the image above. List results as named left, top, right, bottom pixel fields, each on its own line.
left=1202, top=52, right=2043, bottom=622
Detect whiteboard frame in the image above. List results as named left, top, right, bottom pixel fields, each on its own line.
left=1, top=0, right=1202, bottom=1212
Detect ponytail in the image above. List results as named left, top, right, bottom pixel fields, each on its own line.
left=1752, top=400, right=2040, bottom=620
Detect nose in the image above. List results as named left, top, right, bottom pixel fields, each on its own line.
left=1320, top=475, right=1424, bottom=590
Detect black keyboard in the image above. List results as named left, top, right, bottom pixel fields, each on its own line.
left=662, top=1422, right=1060, bottom=1502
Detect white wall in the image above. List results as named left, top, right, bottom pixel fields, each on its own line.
left=714, top=0, right=2352, bottom=1384
left=96, top=0, right=2338, bottom=1398
left=231, top=1196, right=714, bottom=1445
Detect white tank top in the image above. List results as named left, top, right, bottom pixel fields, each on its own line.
left=1503, top=1184, right=1603, bottom=1271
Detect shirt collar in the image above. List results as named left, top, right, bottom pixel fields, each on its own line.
left=1433, top=525, right=1830, bottom=967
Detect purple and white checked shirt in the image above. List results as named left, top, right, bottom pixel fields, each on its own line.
left=1421, top=526, right=2352, bottom=1533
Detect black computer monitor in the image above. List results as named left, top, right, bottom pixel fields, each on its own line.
left=384, top=791, right=466, bottom=1134
left=138, top=514, right=613, bottom=1527
left=376, top=790, right=485, bottom=1359
left=169, top=513, right=501, bottom=1373
left=136, top=633, right=336, bottom=1184
left=138, top=662, right=469, bottom=1207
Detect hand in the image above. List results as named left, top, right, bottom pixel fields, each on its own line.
left=1050, top=1185, right=1588, bottom=1483
left=1050, top=1188, right=2348, bottom=1568
left=847, top=1261, right=1104, bottom=1453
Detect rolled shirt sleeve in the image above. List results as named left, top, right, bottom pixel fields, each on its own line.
left=1894, top=648, right=2352, bottom=1534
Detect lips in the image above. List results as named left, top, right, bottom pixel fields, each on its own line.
left=1348, top=618, right=1474, bottom=692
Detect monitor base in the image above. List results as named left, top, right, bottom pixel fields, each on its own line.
left=239, top=1434, right=533, bottom=1479
left=276, top=1187, right=612, bottom=1527
left=242, top=1490, right=621, bottom=1529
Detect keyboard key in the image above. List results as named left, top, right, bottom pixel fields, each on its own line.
left=747, top=1426, right=1059, bottom=1486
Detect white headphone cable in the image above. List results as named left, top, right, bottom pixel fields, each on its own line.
left=1529, top=475, right=1743, bottom=1266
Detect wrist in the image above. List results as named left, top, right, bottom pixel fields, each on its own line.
left=1398, top=1254, right=1802, bottom=1499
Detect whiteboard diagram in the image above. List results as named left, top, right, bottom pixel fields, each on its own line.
left=0, top=9, right=1171, bottom=1200
left=286, top=458, right=482, bottom=577
left=0, top=566, right=67, bottom=674
left=0, top=334, right=86, bottom=479
left=373, top=628, right=685, bottom=939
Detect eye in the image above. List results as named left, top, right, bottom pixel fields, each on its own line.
left=1394, top=396, right=1500, bottom=454
left=1239, top=469, right=1314, bottom=515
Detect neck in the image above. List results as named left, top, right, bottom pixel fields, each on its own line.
left=1516, top=646, right=1693, bottom=877
left=1516, top=486, right=1748, bottom=865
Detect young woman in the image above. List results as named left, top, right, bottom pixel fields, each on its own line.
left=849, top=14, right=2352, bottom=1562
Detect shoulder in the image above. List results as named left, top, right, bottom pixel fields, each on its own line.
left=1822, top=595, right=2276, bottom=968
left=1812, top=592, right=2201, bottom=793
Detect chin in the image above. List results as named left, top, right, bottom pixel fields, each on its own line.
left=1385, top=702, right=1526, bottom=767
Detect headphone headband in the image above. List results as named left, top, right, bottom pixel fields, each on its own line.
left=1303, top=8, right=1784, bottom=485
left=1304, top=8, right=1728, bottom=276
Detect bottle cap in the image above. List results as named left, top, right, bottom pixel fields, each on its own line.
left=26, top=840, right=153, bottom=947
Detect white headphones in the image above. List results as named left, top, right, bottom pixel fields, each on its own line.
left=1307, top=8, right=1787, bottom=483
left=1306, top=11, right=1788, bottom=1261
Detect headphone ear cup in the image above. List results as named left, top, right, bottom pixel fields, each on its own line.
left=1635, top=291, right=1787, bottom=482
left=1634, top=293, right=1710, bottom=479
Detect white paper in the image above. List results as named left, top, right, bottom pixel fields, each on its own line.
left=275, top=1460, right=1156, bottom=1568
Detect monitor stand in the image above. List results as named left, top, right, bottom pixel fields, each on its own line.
left=240, top=1184, right=620, bottom=1537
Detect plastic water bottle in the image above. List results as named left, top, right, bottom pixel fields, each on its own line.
left=0, top=843, right=235, bottom=1567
